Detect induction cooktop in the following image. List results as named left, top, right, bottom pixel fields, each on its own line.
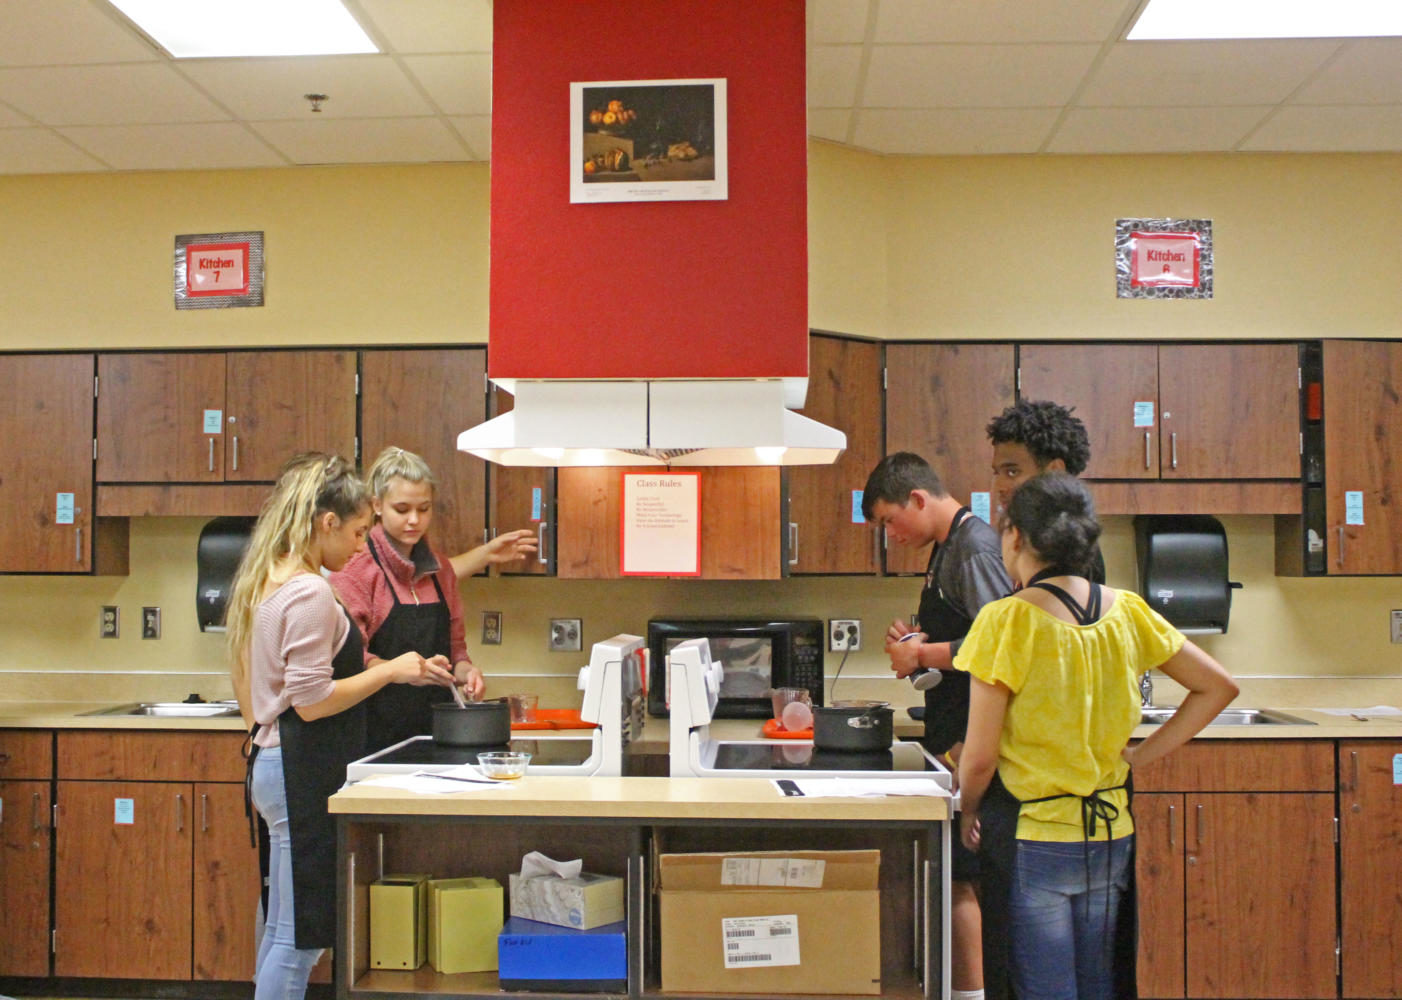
left=711, top=740, right=936, bottom=773
left=357, top=735, right=595, bottom=769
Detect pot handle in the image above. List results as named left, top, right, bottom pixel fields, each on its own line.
left=846, top=714, right=877, bottom=730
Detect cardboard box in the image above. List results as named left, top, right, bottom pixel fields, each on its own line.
left=508, top=871, right=625, bottom=930
left=426, top=877, right=503, bottom=974
left=498, top=916, right=627, bottom=992
left=369, top=873, right=429, bottom=970
left=657, top=849, right=881, bottom=996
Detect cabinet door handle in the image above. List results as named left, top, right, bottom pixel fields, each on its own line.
left=1350, top=750, right=1359, bottom=797
left=346, top=852, right=357, bottom=985
left=31, top=791, right=43, bottom=833
left=537, top=521, right=548, bottom=565
left=1170, top=432, right=1178, bottom=470
left=75, top=525, right=83, bottom=564
left=1337, top=525, right=1345, bottom=568
left=208, top=438, right=215, bottom=473
left=788, top=522, right=799, bottom=566
left=1195, top=802, right=1203, bottom=848
left=175, top=792, right=185, bottom=832
left=231, top=435, right=239, bottom=471
left=1144, top=432, right=1152, bottom=470
left=1168, top=803, right=1176, bottom=849
left=200, top=793, right=209, bottom=832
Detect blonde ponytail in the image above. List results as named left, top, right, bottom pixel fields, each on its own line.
left=227, top=453, right=369, bottom=723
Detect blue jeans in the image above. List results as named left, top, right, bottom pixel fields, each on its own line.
left=251, top=747, right=323, bottom=1000
left=1008, top=835, right=1133, bottom=1000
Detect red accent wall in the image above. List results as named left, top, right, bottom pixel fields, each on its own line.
left=489, top=0, right=808, bottom=381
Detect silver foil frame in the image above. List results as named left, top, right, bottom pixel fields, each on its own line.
left=1115, top=218, right=1212, bottom=299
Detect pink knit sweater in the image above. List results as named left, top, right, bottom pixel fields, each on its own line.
left=249, top=573, right=350, bottom=749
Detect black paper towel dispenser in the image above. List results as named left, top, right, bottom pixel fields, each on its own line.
left=197, top=517, right=256, bottom=632
left=1134, top=515, right=1241, bottom=634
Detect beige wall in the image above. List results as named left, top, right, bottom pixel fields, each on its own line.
left=1, top=147, right=1399, bottom=705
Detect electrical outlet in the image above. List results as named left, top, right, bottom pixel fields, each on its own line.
left=100, top=605, right=119, bottom=639
left=142, top=607, right=161, bottom=640
left=829, top=619, right=861, bottom=652
left=548, top=618, right=582, bottom=652
left=1391, top=609, right=1402, bottom=644
left=482, top=610, right=503, bottom=645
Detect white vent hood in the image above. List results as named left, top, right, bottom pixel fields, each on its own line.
left=458, top=377, right=846, bottom=467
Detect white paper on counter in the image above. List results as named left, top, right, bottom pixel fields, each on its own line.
left=1313, top=705, right=1402, bottom=717
left=773, top=777, right=947, bottom=798
left=358, top=771, right=506, bottom=794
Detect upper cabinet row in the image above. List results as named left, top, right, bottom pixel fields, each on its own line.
left=2, top=338, right=1396, bottom=577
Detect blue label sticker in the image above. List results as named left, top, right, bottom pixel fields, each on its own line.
left=1345, top=491, right=1364, bottom=526
left=55, top=492, right=75, bottom=525
left=203, top=409, right=223, bottom=434
left=1133, top=401, right=1155, bottom=427
left=970, top=492, right=992, bottom=523
left=851, top=490, right=864, bottom=524
left=530, top=487, right=542, bottom=522
left=114, top=798, right=134, bottom=825
left=1393, top=754, right=1402, bottom=785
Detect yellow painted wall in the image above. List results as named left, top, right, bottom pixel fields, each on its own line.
left=0, top=147, right=1399, bottom=705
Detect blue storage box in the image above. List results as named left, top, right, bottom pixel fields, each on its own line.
left=497, top=916, right=627, bottom=992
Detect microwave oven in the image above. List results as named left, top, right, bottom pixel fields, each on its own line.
left=647, top=618, right=825, bottom=719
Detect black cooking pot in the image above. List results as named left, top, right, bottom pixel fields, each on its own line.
left=431, top=700, right=511, bottom=747
left=812, top=700, right=894, bottom=752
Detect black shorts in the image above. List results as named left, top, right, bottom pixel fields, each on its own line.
left=951, top=826, right=981, bottom=882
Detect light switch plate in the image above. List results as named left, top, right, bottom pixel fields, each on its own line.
left=549, top=618, right=582, bottom=652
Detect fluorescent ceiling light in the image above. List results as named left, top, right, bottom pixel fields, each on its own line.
left=108, top=0, right=378, bottom=58
left=1128, top=0, right=1402, bottom=40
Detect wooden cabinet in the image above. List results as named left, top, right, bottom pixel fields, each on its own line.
left=884, top=343, right=1016, bottom=575
left=488, top=386, right=554, bottom=576
left=0, top=729, right=53, bottom=977
left=1132, top=740, right=1337, bottom=999
left=786, top=334, right=884, bottom=575
left=97, top=350, right=357, bottom=484
left=556, top=467, right=781, bottom=579
left=1339, top=739, right=1402, bottom=998
left=1322, top=340, right=1402, bottom=574
left=53, top=731, right=257, bottom=982
left=0, top=354, right=100, bottom=572
left=361, top=348, right=489, bottom=560
left=1019, top=342, right=1300, bottom=483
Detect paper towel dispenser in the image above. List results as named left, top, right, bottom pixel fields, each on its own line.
left=196, top=517, right=255, bottom=632
left=1134, top=515, right=1240, bottom=634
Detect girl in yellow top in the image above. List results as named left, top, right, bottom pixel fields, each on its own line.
left=955, top=473, right=1237, bottom=1000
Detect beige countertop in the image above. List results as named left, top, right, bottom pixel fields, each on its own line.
left=0, top=700, right=248, bottom=730
left=330, top=774, right=951, bottom=822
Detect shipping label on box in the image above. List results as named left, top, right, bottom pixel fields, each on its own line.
left=722, top=913, right=800, bottom=968
left=509, top=871, right=624, bottom=930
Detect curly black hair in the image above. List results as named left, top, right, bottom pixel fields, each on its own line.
left=986, top=400, right=1091, bottom=476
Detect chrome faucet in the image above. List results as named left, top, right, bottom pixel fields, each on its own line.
left=1139, top=672, right=1154, bottom=708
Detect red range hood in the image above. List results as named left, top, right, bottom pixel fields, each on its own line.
left=457, top=0, right=844, bottom=467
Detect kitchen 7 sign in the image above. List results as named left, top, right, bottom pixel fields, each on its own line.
left=174, top=231, right=265, bottom=309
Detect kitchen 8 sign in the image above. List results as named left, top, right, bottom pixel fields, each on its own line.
left=174, top=231, right=265, bottom=309
left=1115, top=218, right=1213, bottom=299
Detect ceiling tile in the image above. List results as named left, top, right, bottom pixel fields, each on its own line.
left=359, top=0, right=492, bottom=53
left=808, top=108, right=853, bottom=144
left=809, top=45, right=863, bottom=107
left=0, top=64, right=230, bottom=126
left=0, top=0, right=157, bottom=67
left=58, top=122, right=286, bottom=170
left=864, top=44, right=1100, bottom=108
left=448, top=115, right=490, bottom=159
left=1242, top=106, right=1402, bottom=152
left=251, top=116, right=470, bottom=164
left=178, top=56, right=435, bottom=119
left=1292, top=40, right=1402, bottom=105
left=1081, top=40, right=1343, bottom=107
left=1047, top=106, right=1274, bottom=153
left=811, top=0, right=870, bottom=44
left=401, top=53, right=492, bottom=115
left=853, top=107, right=1060, bottom=154
left=0, top=127, right=107, bottom=173
left=874, top=0, right=1131, bottom=44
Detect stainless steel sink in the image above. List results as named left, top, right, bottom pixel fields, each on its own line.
left=1139, top=707, right=1315, bottom=727
left=80, top=701, right=242, bottom=718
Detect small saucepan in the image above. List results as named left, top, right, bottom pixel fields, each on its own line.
left=812, top=700, right=894, bottom=753
left=432, top=699, right=511, bottom=747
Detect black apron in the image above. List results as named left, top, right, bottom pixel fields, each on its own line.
left=362, top=536, right=454, bottom=752
left=917, top=507, right=975, bottom=755
left=977, top=571, right=1139, bottom=1000
left=247, top=601, right=368, bottom=951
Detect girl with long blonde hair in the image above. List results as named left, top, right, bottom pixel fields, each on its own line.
left=231, top=453, right=452, bottom=1000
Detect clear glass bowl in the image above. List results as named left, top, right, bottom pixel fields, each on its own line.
left=477, top=751, right=532, bottom=780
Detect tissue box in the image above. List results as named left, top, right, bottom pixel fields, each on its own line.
left=370, top=873, right=430, bottom=970
left=498, top=916, right=627, bottom=992
left=657, top=850, right=881, bottom=995
left=427, top=877, right=503, bottom=974
left=509, top=871, right=625, bottom=930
